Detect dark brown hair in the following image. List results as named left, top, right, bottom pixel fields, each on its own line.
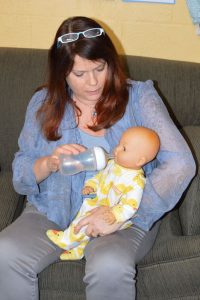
left=37, top=16, right=129, bottom=140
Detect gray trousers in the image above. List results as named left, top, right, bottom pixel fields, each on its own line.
left=0, top=204, right=159, bottom=300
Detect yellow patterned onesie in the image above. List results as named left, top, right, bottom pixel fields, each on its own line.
left=47, top=160, right=145, bottom=260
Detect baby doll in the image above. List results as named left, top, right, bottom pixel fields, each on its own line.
left=47, top=126, right=160, bottom=260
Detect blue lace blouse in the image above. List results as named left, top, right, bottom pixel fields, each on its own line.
left=12, top=80, right=196, bottom=231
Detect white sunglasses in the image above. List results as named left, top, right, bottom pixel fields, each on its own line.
left=57, top=28, right=105, bottom=48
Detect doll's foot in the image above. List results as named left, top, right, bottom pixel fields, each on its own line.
left=46, top=230, right=67, bottom=250
left=60, top=248, right=84, bottom=260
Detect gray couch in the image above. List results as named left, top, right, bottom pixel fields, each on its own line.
left=0, top=47, right=200, bottom=300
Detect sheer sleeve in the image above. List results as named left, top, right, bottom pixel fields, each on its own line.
left=12, top=90, right=47, bottom=196
left=130, top=80, right=196, bottom=230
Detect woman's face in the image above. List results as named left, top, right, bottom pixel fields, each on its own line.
left=66, top=55, right=108, bottom=104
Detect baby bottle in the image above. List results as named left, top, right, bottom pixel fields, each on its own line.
left=59, top=147, right=112, bottom=175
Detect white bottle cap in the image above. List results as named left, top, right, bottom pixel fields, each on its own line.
left=93, top=147, right=107, bottom=171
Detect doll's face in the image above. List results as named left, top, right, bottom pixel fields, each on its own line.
left=114, top=130, right=141, bottom=169
left=113, top=127, right=160, bottom=170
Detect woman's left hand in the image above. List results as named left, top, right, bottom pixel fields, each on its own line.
left=74, top=206, right=123, bottom=237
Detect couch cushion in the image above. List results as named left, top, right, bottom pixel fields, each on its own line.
left=0, top=48, right=48, bottom=170
left=0, top=171, right=21, bottom=231
left=39, top=260, right=86, bottom=300
left=126, top=56, right=200, bottom=128
left=137, top=252, right=200, bottom=299
left=178, top=126, right=200, bottom=235
left=137, top=210, right=200, bottom=299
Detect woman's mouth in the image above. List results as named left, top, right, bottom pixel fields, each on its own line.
left=86, top=89, right=100, bottom=95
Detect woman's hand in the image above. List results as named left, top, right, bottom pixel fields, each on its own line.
left=52, top=144, right=86, bottom=159
left=34, top=144, right=86, bottom=183
left=46, top=155, right=60, bottom=173
left=74, top=206, right=123, bottom=237
left=47, top=144, right=87, bottom=172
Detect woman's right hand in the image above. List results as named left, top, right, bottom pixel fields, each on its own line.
left=34, top=144, right=86, bottom=183
left=49, top=144, right=86, bottom=172
left=74, top=206, right=122, bottom=237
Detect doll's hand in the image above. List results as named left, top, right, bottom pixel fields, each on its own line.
left=82, top=186, right=95, bottom=195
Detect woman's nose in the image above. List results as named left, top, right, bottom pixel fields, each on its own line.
left=87, top=71, right=98, bottom=86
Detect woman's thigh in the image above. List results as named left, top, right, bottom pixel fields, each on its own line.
left=84, top=223, right=160, bottom=300
left=85, top=222, right=159, bottom=265
left=0, top=203, right=62, bottom=275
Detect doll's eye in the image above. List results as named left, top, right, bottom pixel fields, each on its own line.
left=123, top=146, right=126, bottom=151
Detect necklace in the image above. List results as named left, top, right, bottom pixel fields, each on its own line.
left=73, top=99, right=97, bottom=117
left=92, top=110, right=97, bottom=117
left=74, top=101, right=105, bottom=135
left=73, top=102, right=97, bottom=128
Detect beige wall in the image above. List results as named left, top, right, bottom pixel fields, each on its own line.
left=0, top=0, right=200, bottom=63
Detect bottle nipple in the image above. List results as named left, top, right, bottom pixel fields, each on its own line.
left=93, top=147, right=108, bottom=171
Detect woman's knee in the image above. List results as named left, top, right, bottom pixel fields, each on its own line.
left=84, top=241, right=136, bottom=286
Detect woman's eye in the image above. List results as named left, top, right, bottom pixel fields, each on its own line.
left=73, top=72, right=84, bottom=77
left=96, top=64, right=105, bottom=72
left=123, top=146, right=126, bottom=151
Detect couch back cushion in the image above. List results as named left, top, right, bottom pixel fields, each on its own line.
left=0, top=48, right=48, bottom=170
left=126, top=55, right=200, bottom=128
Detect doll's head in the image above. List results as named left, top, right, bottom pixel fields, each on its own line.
left=114, top=127, right=160, bottom=170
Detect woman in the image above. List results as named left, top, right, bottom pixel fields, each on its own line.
left=0, top=16, right=195, bottom=300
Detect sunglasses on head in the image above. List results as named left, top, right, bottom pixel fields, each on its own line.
left=57, top=28, right=105, bottom=48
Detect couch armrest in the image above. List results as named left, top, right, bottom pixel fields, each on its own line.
left=137, top=211, right=200, bottom=300
left=139, top=210, right=200, bottom=265
left=0, top=170, right=25, bottom=231
left=179, top=126, right=200, bottom=235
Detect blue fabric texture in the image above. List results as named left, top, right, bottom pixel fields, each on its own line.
left=78, top=129, right=110, bottom=183
left=186, top=0, right=200, bottom=24
left=12, top=80, right=196, bottom=231
left=78, top=128, right=110, bottom=152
